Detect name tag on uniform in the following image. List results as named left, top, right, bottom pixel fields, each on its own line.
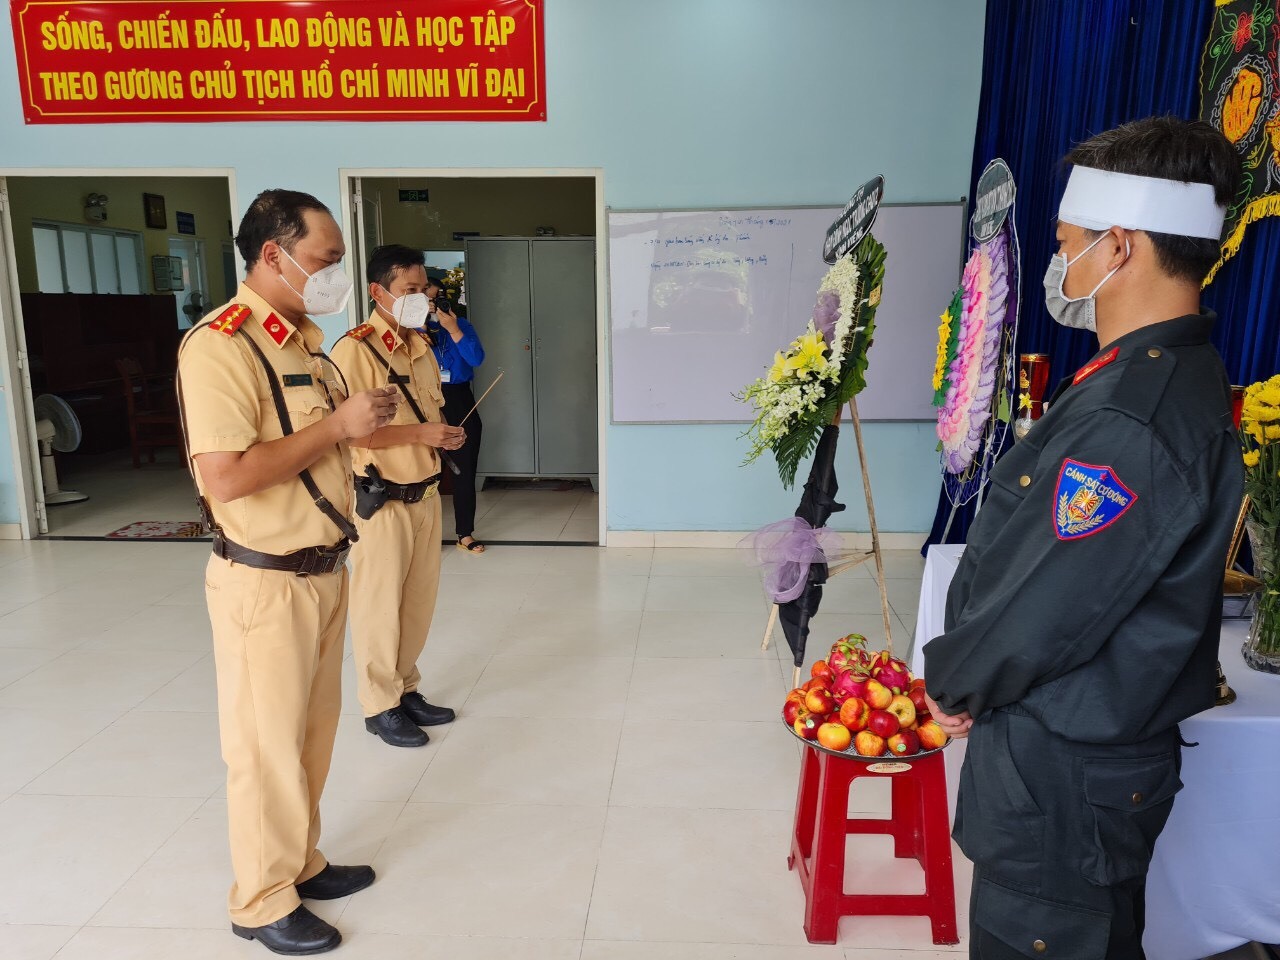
left=283, top=374, right=313, bottom=387
left=440, top=369, right=452, bottom=383
left=388, top=373, right=411, bottom=385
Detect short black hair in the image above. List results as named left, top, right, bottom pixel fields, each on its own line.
left=366, top=244, right=426, bottom=290
left=425, top=275, right=444, bottom=290
left=235, top=189, right=331, bottom=271
left=1064, top=116, right=1241, bottom=284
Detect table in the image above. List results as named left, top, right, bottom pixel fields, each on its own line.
left=911, top=545, right=1280, bottom=960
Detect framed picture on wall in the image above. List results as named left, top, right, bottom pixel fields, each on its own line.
left=143, top=193, right=166, bottom=229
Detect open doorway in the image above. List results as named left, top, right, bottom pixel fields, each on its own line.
left=341, top=171, right=606, bottom=546
left=0, top=172, right=236, bottom=538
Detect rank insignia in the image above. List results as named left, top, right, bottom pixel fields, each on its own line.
left=1073, top=347, right=1119, bottom=385
left=1053, top=459, right=1137, bottom=541
left=264, top=314, right=291, bottom=346
left=350, top=323, right=376, bottom=340
left=382, top=330, right=398, bottom=352
left=210, top=304, right=251, bottom=335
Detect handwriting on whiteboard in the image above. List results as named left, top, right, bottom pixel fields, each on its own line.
left=651, top=254, right=770, bottom=271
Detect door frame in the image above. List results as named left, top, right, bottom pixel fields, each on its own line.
left=0, top=167, right=239, bottom=538
left=338, top=167, right=608, bottom=546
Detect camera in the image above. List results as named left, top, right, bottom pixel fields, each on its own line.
left=432, top=294, right=452, bottom=315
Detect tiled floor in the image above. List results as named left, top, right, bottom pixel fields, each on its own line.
left=0, top=539, right=1265, bottom=960
left=46, top=451, right=598, bottom=542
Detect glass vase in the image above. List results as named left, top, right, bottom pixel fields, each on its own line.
left=1242, top=518, right=1280, bottom=673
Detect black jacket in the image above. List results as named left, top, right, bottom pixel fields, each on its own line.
left=924, top=313, right=1243, bottom=744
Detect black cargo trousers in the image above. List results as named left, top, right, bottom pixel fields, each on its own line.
left=957, top=706, right=1183, bottom=959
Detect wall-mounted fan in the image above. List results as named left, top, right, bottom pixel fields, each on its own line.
left=182, top=291, right=211, bottom=324
left=33, top=394, right=88, bottom=505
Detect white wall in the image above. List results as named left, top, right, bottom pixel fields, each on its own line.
left=0, top=0, right=987, bottom=533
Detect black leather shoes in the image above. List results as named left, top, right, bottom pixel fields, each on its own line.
left=400, top=691, right=456, bottom=726
left=365, top=705, right=429, bottom=747
left=231, top=904, right=340, bottom=956
left=296, top=863, right=375, bottom=900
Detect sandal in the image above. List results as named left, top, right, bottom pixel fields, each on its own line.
left=457, top=538, right=486, bottom=555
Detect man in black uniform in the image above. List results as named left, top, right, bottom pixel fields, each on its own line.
left=923, top=117, right=1244, bottom=959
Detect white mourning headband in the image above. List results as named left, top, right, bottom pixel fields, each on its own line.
left=1059, top=166, right=1226, bottom=240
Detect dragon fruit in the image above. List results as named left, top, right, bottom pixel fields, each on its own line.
left=872, top=650, right=912, bottom=694
left=829, top=633, right=869, bottom=673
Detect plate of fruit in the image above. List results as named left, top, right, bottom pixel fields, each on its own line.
left=782, top=634, right=950, bottom=761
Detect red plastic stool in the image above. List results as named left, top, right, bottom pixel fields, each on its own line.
left=788, top=745, right=958, bottom=945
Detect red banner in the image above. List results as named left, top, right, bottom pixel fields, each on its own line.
left=10, top=0, right=545, bottom=123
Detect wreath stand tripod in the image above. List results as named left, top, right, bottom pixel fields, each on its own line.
left=761, top=398, right=896, bottom=689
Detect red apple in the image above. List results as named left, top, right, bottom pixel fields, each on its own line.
left=817, top=722, right=852, bottom=752
left=917, top=719, right=949, bottom=751
left=863, top=678, right=893, bottom=710
left=909, top=677, right=927, bottom=692
left=794, top=713, right=821, bottom=741
left=886, top=694, right=917, bottom=729
left=867, top=709, right=900, bottom=738
left=782, top=698, right=805, bottom=726
left=853, top=730, right=886, bottom=757
left=837, top=696, right=870, bottom=732
left=887, top=729, right=921, bottom=756
left=805, top=687, right=835, bottom=716
left=907, top=687, right=930, bottom=717
left=810, top=659, right=833, bottom=683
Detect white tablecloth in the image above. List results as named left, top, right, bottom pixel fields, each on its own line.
left=912, top=544, right=1280, bottom=960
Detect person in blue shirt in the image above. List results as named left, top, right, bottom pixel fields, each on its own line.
left=426, top=276, right=487, bottom=553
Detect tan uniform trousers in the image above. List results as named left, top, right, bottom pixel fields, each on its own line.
left=349, top=493, right=443, bottom=717
left=205, top=554, right=348, bottom=927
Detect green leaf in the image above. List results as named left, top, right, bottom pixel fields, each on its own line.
left=996, top=392, right=1011, bottom=424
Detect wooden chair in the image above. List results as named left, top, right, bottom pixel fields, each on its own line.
left=115, top=357, right=182, bottom=468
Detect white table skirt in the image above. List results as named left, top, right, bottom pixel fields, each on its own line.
left=911, top=544, right=1280, bottom=960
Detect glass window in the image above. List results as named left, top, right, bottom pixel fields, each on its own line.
left=31, top=223, right=144, bottom=295
left=60, top=230, right=93, bottom=293
left=91, top=232, right=119, bottom=294
left=116, top=235, right=142, bottom=294
left=33, top=226, right=64, bottom=293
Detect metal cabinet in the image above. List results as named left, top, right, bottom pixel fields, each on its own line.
left=464, top=237, right=597, bottom=482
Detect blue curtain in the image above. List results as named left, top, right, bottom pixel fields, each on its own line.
left=927, top=0, right=1280, bottom=547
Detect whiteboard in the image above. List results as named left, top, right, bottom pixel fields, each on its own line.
left=608, top=203, right=966, bottom=422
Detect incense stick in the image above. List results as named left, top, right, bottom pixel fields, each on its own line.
left=460, top=371, right=504, bottom=425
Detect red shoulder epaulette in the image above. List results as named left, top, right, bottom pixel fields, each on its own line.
left=209, top=304, right=251, bottom=336
left=349, top=323, right=376, bottom=340
left=1073, top=346, right=1119, bottom=386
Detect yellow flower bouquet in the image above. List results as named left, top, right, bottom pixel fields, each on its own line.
left=1240, top=373, right=1280, bottom=671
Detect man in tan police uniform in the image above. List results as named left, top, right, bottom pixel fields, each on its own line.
left=177, top=189, right=399, bottom=956
left=331, top=245, right=465, bottom=748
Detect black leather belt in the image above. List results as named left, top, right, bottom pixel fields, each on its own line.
left=374, top=473, right=441, bottom=504
left=213, top=533, right=351, bottom=576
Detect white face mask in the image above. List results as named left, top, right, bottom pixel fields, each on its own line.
left=279, top=247, right=354, bottom=316
left=1042, top=233, right=1128, bottom=332
left=377, top=290, right=431, bottom=329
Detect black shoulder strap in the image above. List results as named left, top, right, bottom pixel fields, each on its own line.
left=238, top=333, right=359, bottom=543
left=356, top=335, right=430, bottom=425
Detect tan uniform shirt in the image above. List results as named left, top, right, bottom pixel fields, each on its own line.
left=330, top=311, right=444, bottom=484
left=178, top=283, right=352, bottom=554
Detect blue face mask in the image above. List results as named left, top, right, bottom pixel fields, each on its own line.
left=1042, top=233, right=1129, bottom=332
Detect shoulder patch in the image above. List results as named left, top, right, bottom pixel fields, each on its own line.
left=349, top=323, right=376, bottom=340
left=1073, top=347, right=1119, bottom=385
left=1053, top=459, right=1137, bottom=541
left=209, top=304, right=251, bottom=336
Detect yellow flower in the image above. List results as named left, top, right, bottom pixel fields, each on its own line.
left=785, top=332, right=827, bottom=375
left=1267, top=424, right=1280, bottom=441
left=767, top=351, right=789, bottom=383
left=932, top=310, right=953, bottom=393
left=1244, top=449, right=1261, bottom=468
